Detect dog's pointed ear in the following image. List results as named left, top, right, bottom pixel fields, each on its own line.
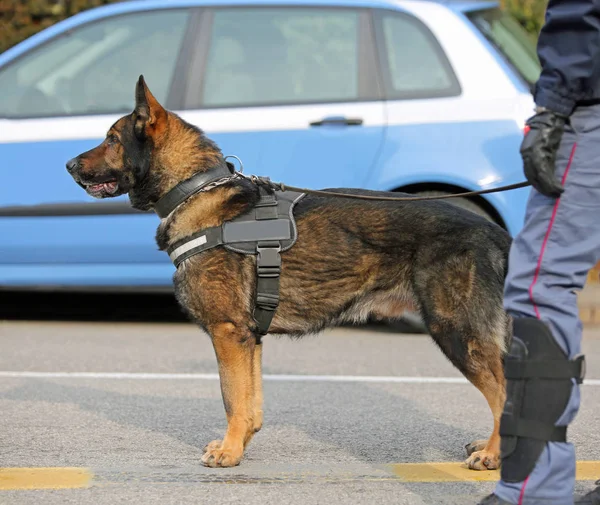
left=133, top=75, right=167, bottom=141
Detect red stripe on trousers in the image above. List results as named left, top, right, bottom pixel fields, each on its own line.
left=518, top=476, right=531, bottom=505
left=528, top=143, right=577, bottom=318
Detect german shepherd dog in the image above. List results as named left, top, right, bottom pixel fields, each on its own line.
left=66, top=76, right=512, bottom=470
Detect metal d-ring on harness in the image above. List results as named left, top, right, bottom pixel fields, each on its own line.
left=156, top=156, right=532, bottom=335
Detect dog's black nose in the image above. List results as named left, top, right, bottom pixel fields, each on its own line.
left=66, top=158, right=78, bottom=173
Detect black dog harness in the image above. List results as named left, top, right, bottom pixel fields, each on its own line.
left=154, top=163, right=305, bottom=335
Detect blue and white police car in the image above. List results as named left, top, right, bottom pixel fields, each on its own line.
left=0, top=0, right=538, bottom=291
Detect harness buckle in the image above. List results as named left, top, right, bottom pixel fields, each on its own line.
left=256, top=293, right=279, bottom=310
left=257, top=244, right=281, bottom=277
left=254, top=242, right=282, bottom=334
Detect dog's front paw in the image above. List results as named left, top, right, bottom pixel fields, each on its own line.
left=465, top=450, right=499, bottom=470
left=201, top=441, right=243, bottom=468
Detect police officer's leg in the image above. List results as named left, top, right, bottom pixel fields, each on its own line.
left=484, top=104, right=600, bottom=505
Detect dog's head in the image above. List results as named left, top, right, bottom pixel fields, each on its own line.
left=66, top=75, right=223, bottom=210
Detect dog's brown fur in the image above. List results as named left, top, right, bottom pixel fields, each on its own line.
left=67, top=76, right=511, bottom=470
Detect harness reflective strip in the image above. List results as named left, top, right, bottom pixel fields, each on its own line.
left=166, top=226, right=224, bottom=268
left=168, top=235, right=208, bottom=262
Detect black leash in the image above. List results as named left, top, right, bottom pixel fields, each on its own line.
left=246, top=176, right=532, bottom=202
left=228, top=155, right=532, bottom=203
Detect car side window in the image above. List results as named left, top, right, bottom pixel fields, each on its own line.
left=202, top=7, right=360, bottom=107
left=0, top=9, right=190, bottom=118
left=377, top=11, right=460, bottom=99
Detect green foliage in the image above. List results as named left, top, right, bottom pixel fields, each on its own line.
left=502, top=0, right=547, bottom=37
left=0, top=0, right=120, bottom=54
left=0, top=0, right=548, bottom=56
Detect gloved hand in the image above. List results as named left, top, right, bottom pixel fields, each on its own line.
left=520, top=108, right=568, bottom=198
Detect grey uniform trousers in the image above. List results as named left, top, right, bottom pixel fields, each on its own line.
left=494, top=104, right=600, bottom=504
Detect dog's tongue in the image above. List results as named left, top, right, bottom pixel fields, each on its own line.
left=104, top=181, right=118, bottom=194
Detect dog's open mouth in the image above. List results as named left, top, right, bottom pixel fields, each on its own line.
left=84, top=180, right=119, bottom=196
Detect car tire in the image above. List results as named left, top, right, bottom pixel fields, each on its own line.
left=393, top=190, right=496, bottom=334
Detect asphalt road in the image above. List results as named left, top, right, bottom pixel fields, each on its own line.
left=1, top=297, right=599, bottom=505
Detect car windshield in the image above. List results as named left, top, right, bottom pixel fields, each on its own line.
left=466, top=7, right=541, bottom=90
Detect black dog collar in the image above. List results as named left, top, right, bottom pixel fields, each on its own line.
left=153, top=163, right=235, bottom=219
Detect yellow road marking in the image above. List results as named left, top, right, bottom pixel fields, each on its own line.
left=391, top=461, right=600, bottom=482
left=0, top=462, right=598, bottom=488
left=577, top=461, right=600, bottom=481
left=0, top=468, right=92, bottom=490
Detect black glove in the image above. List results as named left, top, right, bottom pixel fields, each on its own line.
left=520, top=109, right=567, bottom=198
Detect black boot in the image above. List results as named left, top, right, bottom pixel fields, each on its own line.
left=576, top=480, right=600, bottom=505
left=477, top=494, right=514, bottom=504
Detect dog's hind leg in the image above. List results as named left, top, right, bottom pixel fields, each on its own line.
left=416, top=248, right=509, bottom=470
left=426, top=320, right=506, bottom=471
left=202, top=322, right=257, bottom=468
left=461, top=344, right=506, bottom=471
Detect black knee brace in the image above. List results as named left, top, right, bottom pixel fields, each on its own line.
left=500, top=317, right=586, bottom=483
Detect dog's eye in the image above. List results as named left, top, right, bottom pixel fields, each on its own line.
left=106, top=135, right=118, bottom=146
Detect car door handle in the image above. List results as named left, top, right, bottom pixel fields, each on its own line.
left=309, top=116, right=363, bottom=127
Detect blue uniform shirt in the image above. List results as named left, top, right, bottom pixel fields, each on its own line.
left=535, top=0, right=600, bottom=116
